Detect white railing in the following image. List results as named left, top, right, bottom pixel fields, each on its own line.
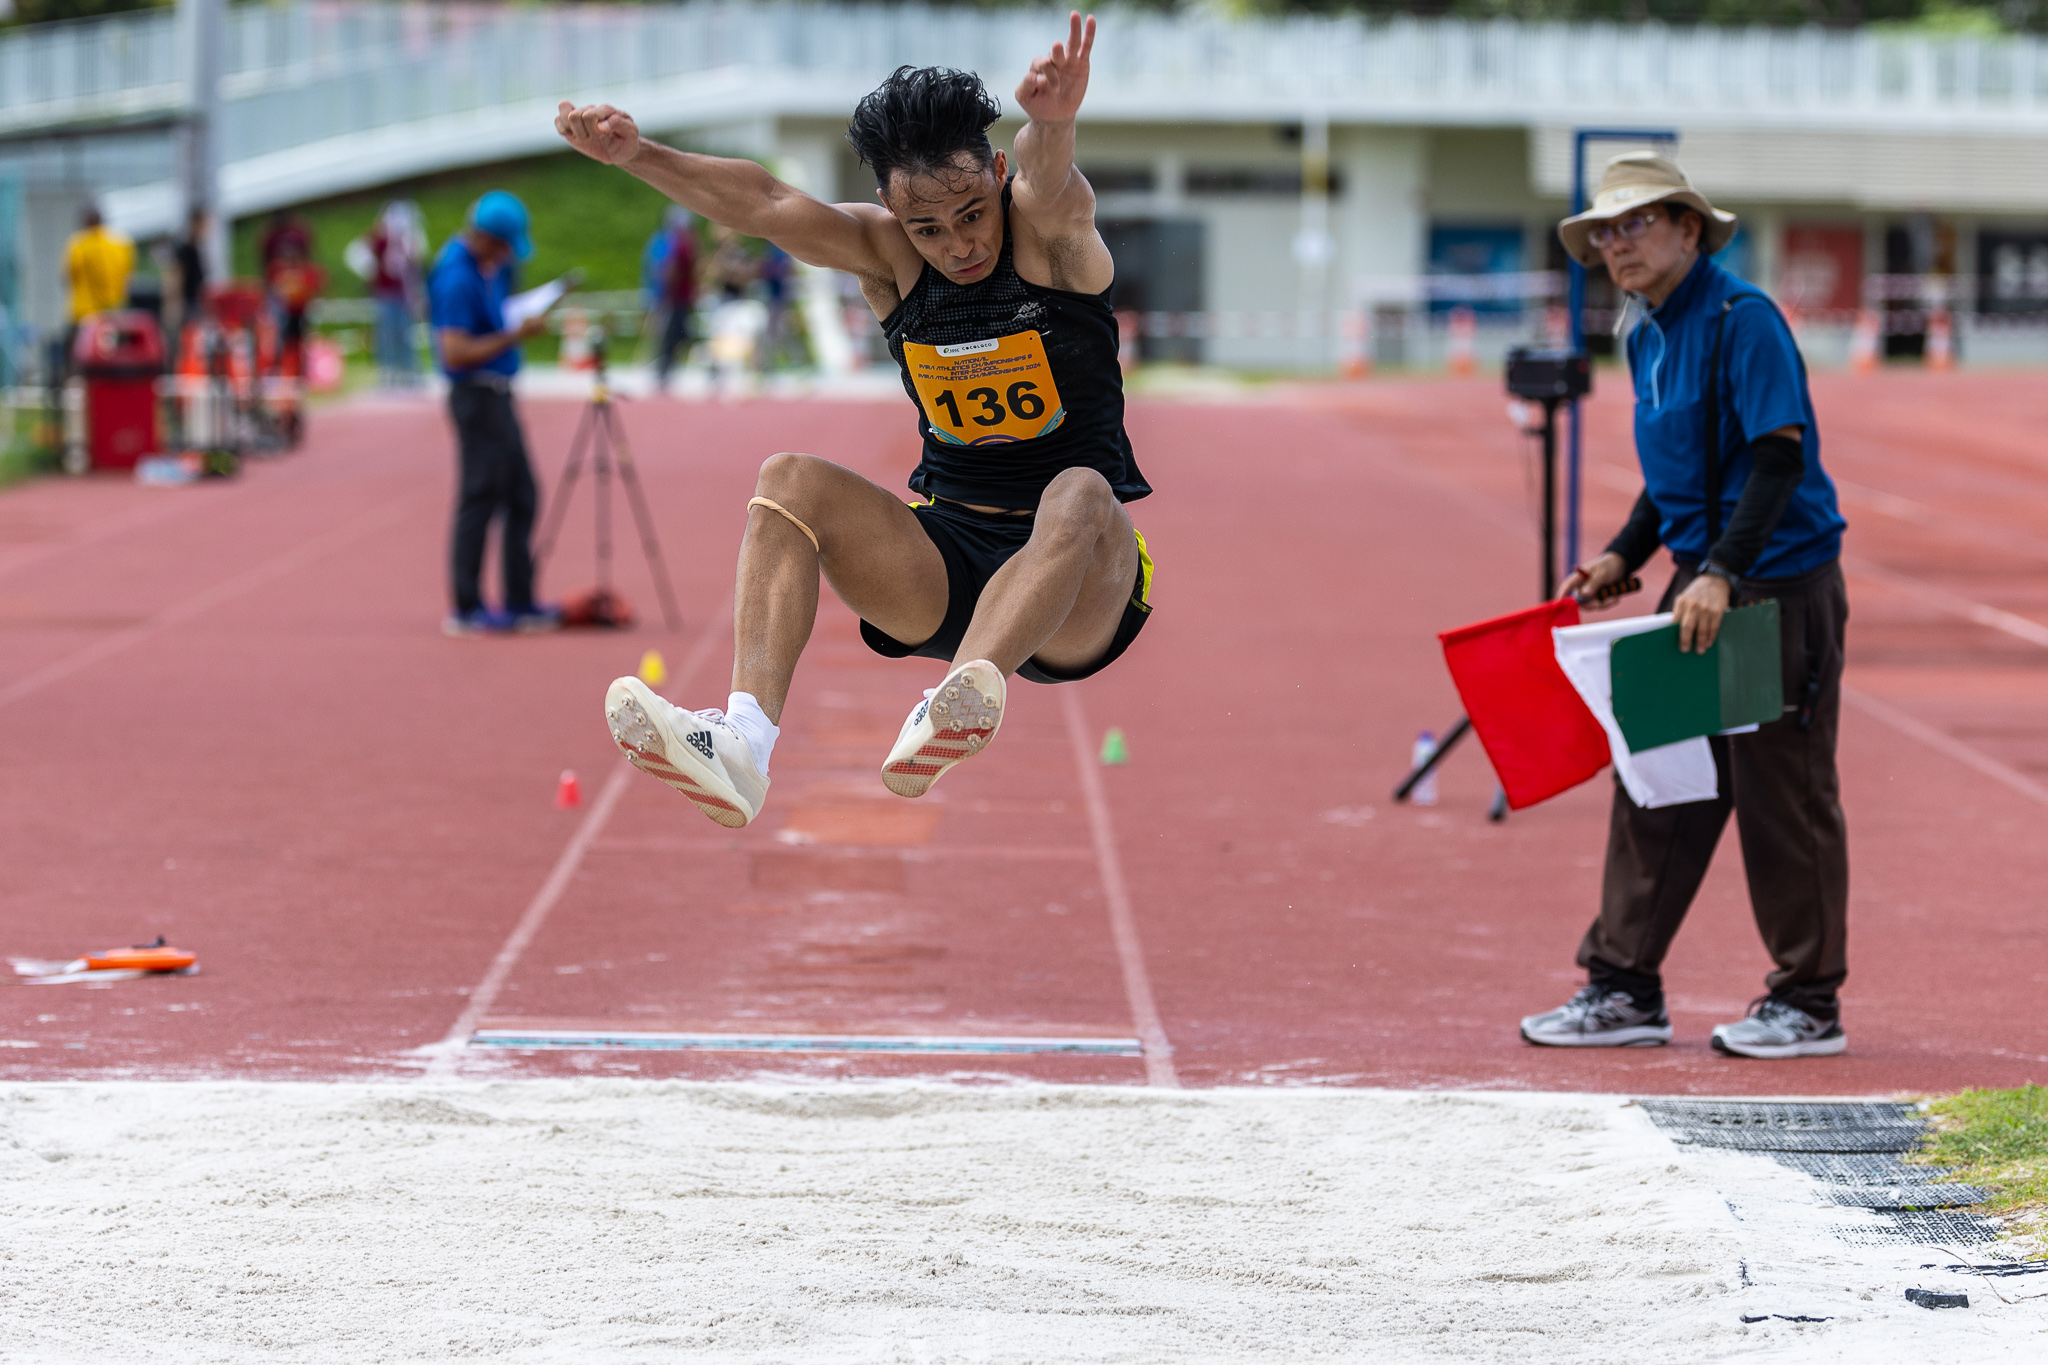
left=15, top=3, right=2048, bottom=146
left=0, top=8, right=183, bottom=136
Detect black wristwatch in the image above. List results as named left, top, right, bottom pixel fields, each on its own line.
left=1698, top=560, right=1741, bottom=589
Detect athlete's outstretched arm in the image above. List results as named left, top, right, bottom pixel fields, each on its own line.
left=555, top=102, right=912, bottom=286
left=1009, top=11, right=1113, bottom=293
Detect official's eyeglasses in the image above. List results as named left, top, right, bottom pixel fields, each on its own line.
left=1586, top=211, right=1662, bottom=250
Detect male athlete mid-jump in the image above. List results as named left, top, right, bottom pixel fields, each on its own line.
left=556, top=12, right=1152, bottom=828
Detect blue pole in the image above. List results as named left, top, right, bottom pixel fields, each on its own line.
left=1565, top=127, right=1677, bottom=584
left=1567, top=135, right=1589, bottom=585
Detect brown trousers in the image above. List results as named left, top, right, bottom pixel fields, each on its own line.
left=1578, top=559, right=1850, bottom=1019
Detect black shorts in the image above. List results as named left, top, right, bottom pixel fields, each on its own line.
left=859, top=498, right=1154, bottom=685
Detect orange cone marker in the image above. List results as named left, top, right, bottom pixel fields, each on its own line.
left=557, top=769, right=582, bottom=809
left=1850, top=308, right=1881, bottom=375
left=1446, top=306, right=1477, bottom=378
left=1927, top=308, right=1955, bottom=372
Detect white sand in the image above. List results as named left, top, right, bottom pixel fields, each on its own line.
left=2, top=1081, right=2040, bottom=1363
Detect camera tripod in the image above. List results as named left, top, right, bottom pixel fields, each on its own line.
left=1391, top=349, right=1593, bottom=822
left=533, top=333, right=685, bottom=632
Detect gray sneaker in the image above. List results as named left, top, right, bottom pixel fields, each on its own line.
left=1520, top=984, right=1673, bottom=1048
left=1711, top=996, right=1846, bottom=1059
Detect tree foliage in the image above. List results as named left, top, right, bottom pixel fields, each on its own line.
left=2, top=0, right=170, bottom=28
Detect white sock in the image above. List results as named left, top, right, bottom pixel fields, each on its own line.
left=724, top=691, right=779, bottom=775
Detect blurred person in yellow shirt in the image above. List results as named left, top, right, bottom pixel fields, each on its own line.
left=65, top=206, right=135, bottom=325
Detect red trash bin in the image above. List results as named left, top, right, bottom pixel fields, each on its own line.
left=72, top=311, right=166, bottom=470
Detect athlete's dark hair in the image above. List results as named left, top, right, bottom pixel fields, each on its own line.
left=847, top=66, right=1002, bottom=196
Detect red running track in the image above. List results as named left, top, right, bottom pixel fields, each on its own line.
left=1, top=373, right=2044, bottom=1093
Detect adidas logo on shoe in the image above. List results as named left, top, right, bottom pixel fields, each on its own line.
left=602, top=677, right=769, bottom=829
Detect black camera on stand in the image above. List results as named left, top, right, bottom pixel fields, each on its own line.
left=1505, top=347, right=1592, bottom=403
left=1503, top=347, right=1592, bottom=599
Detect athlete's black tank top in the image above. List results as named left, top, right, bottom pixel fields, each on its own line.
left=881, top=181, right=1149, bottom=510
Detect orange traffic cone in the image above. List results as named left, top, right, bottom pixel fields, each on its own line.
left=557, top=770, right=582, bottom=809
left=1927, top=308, right=1955, bottom=372
left=1340, top=308, right=1372, bottom=381
left=1446, top=306, right=1477, bottom=378
left=1850, top=308, right=1881, bottom=375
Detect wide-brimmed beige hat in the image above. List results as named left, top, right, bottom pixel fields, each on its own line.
left=1557, top=151, right=1737, bottom=267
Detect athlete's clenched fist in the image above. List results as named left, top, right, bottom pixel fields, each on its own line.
left=556, top=101, right=641, bottom=165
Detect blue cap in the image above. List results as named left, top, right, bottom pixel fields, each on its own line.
left=469, top=190, right=532, bottom=260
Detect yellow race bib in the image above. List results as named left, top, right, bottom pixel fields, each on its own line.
left=902, top=331, right=1067, bottom=446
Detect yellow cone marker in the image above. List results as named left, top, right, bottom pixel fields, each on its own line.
left=637, top=649, right=667, bottom=687
left=1099, top=727, right=1128, bottom=766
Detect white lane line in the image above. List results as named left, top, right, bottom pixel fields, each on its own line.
left=588, top=837, right=1092, bottom=860
left=469, top=1030, right=1142, bottom=1056
left=1579, top=461, right=2048, bottom=801
left=421, top=759, right=635, bottom=1079
left=1841, top=555, right=2048, bottom=649
left=1588, top=460, right=2048, bottom=649
left=1595, top=458, right=2048, bottom=563
left=1061, top=687, right=1179, bottom=1089
left=0, top=492, right=422, bottom=712
left=0, top=486, right=241, bottom=586
left=1831, top=475, right=2048, bottom=562
left=423, top=594, right=733, bottom=1078
left=1843, top=686, right=2048, bottom=807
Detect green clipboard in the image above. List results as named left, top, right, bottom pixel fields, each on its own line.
left=1610, top=601, right=1783, bottom=753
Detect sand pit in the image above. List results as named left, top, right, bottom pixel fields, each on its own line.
left=2, top=1081, right=2040, bottom=1362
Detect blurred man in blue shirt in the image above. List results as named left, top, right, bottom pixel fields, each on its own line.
left=429, top=191, right=555, bottom=634
left=1523, top=154, right=1852, bottom=1061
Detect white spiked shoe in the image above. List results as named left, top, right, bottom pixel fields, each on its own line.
left=880, top=659, right=1005, bottom=798
left=604, top=676, right=768, bottom=828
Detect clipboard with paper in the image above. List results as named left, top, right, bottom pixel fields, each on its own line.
left=502, top=268, right=585, bottom=328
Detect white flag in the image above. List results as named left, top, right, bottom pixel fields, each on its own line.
left=1553, top=615, right=1720, bottom=809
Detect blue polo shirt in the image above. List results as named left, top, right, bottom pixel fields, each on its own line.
left=1627, top=256, right=1845, bottom=579
left=427, top=237, right=518, bottom=379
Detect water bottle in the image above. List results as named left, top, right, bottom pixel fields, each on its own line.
left=1411, top=730, right=1439, bottom=807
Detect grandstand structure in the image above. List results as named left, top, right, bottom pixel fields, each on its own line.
left=8, top=1, right=2048, bottom=368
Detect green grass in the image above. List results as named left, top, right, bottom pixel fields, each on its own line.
left=0, top=401, right=60, bottom=490
left=230, top=151, right=685, bottom=301
left=1919, top=1084, right=2048, bottom=1249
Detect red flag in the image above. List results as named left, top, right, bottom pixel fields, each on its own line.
left=1440, top=599, right=1610, bottom=810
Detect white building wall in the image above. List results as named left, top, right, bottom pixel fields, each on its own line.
left=1338, top=126, right=1428, bottom=299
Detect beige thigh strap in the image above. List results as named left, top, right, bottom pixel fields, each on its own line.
left=746, top=496, right=819, bottom=552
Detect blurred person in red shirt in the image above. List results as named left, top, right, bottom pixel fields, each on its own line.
left=364, top=200, right=427, bottom=386
left=646, top=206, right=699, bottom=389
left=258, top=212, right=311, bottom=276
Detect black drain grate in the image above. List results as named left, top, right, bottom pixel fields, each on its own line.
left=1640, top=1099, right=2000, bottom=1246
left=1825, top=1185, right=1993, bottom=1211
left=1842, top=1210, right=2000, bottom=1247
left=1764, top=1152, right=1964, bottom=1186
left=1640, top=1099, right=1925, bottom=1151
